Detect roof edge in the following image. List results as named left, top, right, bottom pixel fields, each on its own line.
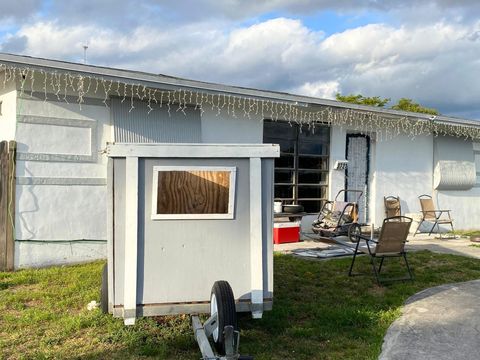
left=1, top=52, right=479, bottom=129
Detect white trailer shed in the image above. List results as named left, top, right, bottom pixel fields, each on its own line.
left=105, top=143, right=278, bottom=324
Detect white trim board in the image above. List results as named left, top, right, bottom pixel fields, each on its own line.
left=106, top=143, right=280, bottom=159
left=249, top=157, right=264, bottom=319
left=123, top=156, right=139, bottom=325
left=17, top=177, right=106, bottom=186
left=151, top=166, right=236, bottom=220
left=106, top=158, right=115, bottom=313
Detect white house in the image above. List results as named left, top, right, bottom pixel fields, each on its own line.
left=0, top=53, right=479, bottom=269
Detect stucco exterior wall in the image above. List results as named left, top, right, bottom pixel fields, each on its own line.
left=327, top=130, right=480, bottom=232
left=11, top=78, right=480, bottom=268
left=14, top=91, right=110, bottom=268
left=434, top=137, right=480, bottom=230
left=13, top=90, right=266, bottom=268
left=372, top=135, right=434, bottom=226
left=201, top=107, right=263, bottom=143
left=328, top=126, right=347, bottom=201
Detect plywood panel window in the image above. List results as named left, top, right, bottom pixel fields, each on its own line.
left=151, top=166, right=236, bottom=219
left=263, top=120, right=330, bottom=213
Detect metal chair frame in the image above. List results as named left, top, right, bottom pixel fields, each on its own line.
left=414, top=194, right=454, bottom=238
left=348, top=216, right=414, bottom=284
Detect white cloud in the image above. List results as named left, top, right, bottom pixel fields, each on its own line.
left=2, top=10, right=480, bottom=118
left=290, top=81, right=340, bottom=99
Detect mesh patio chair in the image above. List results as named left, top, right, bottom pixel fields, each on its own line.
left=384, top=196, right=401, bottom=218
left=415, top=194, right=454, bottom=238
left=348, top=216, right=413, bottom=284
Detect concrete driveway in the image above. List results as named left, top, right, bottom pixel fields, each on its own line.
left=379, top=279, right=480, bottom=360
left=274, top=234, right=480, bottom=259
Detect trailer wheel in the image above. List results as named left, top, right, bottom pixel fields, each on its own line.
left=100, top=264, right=108, bottom=314
left=348, top=223, right=362, bottom=243
left=210, top=281, right=237, bottom=355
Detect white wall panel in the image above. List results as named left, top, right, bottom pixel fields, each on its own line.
left=16, top=185, right=107, bottom=240
left=14, top=93, right=112, bottom=268
left=436, top=188, right=480, bottom=230
left=201, top=107, right=263, bottom=143
left=328, top=126, right=347, bottom=201
left=15, top=242, right=106, bottom=268
left=16, top=161, right=107, bottom=178
left=373, top=135, right=433, bottom=226
left=16, top=122, right=91, bottom=155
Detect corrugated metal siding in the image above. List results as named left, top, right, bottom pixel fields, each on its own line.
left=112, top=98, right=201, bottom=143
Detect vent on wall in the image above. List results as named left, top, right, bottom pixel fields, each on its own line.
left=434, top=161, right=476, bottom=190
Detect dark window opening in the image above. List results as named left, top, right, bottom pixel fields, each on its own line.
left=263, top=120, right=330, bottom=213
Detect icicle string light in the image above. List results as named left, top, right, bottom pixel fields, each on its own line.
left=2, top=62, right=480, bottom=141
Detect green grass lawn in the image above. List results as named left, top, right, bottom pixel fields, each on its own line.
left=1, top=251, right=479, bottom=359
left=451, top=229, right=480, bottom=237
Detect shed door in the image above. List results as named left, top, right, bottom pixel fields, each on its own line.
left=345, top=134, right=370, bottom=223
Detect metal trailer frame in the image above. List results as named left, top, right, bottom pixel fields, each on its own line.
left=104, top=143, right=279, bottom=326
left=191, top=280, right=254, bottom=360
left=192, top=314, right=253, bottom=360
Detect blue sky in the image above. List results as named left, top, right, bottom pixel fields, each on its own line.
left=1, top=0, right=480, bottom=119
left=300, top=11, right=388, bottom=35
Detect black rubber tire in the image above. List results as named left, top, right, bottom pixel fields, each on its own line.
left=100, top=264, right=108, bottom=314
left=210, top=281, right=238, bottom=355
left=348, top=223, right=362, bottom=243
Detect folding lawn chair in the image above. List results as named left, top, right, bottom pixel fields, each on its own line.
left=384, top=196, right=401, bottom=218
left=415, top=194, right=454, bottom=238
left=348, top=216, right=414, bottom=284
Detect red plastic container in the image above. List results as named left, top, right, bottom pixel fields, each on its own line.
left=273, top=222, right=300, bottom=244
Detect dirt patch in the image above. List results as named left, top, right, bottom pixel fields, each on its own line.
left=24, top=298, right=42, bottom=308
left=369, top=285, right=387, bottom=296
left=9, top=283, right=41, bottom=293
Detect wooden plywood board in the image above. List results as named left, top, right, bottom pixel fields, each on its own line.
left=0, top=140, right=15, bottom=271
left=6, top=141, right=15, bottom=270
left=156, top=170, right=230, bottom=215
left=151, top=166, right=236, bottom=220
